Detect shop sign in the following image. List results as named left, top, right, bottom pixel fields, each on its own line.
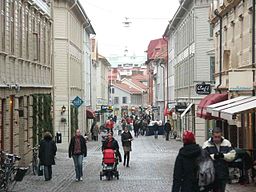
left=229, top=71, right=253, bottom=91
left=196, top=83, right=211, bottom=95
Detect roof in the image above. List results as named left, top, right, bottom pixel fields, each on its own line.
left=131, top=79, right=147, bottom=90
left=132, top=74, right=148, bottom=81
left=163, top=0, right=191, bottom=37
left=98, top=54, right=111, bottom=66
left=76, top=0, right=96, bottom=35
left=147, top=38, right=167, bottom=61
left=112, top=83, right=142, bottom=95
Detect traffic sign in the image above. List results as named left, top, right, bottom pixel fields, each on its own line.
left=72, top=96, right=84, bottom=108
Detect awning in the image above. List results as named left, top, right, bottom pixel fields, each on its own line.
left=197, top=93, right=228, bottom=119
left=211, top=96, right=256, bottom=118
left=207, top=96, right=249, bottom=114
left=181, top=103, right=194, bottom=119
left=220, top=97, right=256, bottom=120
left=86, top=109, right=95, bottom=119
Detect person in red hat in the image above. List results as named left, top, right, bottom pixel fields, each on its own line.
left=172, top=131, right=201, bottom=192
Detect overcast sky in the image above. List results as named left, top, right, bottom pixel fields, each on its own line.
left=80, top=0, right=180, bottom=64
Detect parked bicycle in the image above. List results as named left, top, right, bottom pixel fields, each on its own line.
left=0, top=151, right=28, bottom=192
left=31, top=145, right=40, bottom=175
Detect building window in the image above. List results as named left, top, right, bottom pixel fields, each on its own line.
left=1, top=0, right=6, bottom=51
left=111, top=87, right=115, bottom=94
left=122, top=97, right=127, bottom=104
left=10, top=0, right=15, bottom=55
left=114, top=97, right=119, bottom=105
left=210, top=24, right=214, bottom=37
left=210, top=56, right=215, bottom=82
left=19, top=5, right=23, bottom=57
left=25, top=12, right=29, bottom=59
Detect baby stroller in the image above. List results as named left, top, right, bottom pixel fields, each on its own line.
left=100, top=149, right=119, bottom=180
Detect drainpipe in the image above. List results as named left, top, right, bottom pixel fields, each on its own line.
left=214, top=10, right=223, bottom=93
left=160, top=63, right=165, bottom=122
left=252, top=0, right=256, bottom=148
left=162, top=36, right=169, bottom=113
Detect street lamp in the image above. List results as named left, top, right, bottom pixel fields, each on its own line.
left=61, top=105, right=66, bottom=115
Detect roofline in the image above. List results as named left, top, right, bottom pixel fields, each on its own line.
left=75, top=0, right=96, bottom=35
left=163, top=0, right=192, bottom=37
left=121, top=78, right=146, bottom=92
left=111, top=84, right=142, bottom=95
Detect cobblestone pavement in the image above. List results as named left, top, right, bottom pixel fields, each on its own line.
left=14, top=134, right=256, bottom=192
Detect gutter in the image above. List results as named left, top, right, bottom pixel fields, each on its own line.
left=214, top=10, right=223, bottom=93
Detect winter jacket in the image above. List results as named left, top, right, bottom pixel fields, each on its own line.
left=39, top=139, right=57, bottom=166
left=68, top=136, right=87, bottom=158
left=121, top=131, right=133, bottom=148
left=172, top=144, right=201, bottom=192
left=202, top=137, right=236, bottom=180
left=102, top=138, right=120, bottom=151
left=164, top=122, right=172, bottom=132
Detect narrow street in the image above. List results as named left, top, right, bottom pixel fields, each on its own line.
left=14, top=134, right=256, bottom=192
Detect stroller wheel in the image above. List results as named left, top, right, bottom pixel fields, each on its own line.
left=116, top=173, right=119, bottom=180
left=100, top=172, right=103, bottom=180
left=100, top=175, right=102, bottom=180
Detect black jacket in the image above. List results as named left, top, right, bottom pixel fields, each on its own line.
left=39, top=139, right=57, bottom=166
left=172, top=144, right=201, bottom=192
left=164, top=122, right=172, bottom=132
left=121, top=131, right=133, bottom=147
left=69, top=136, right=87, bottom=158
left=102, top=138, right=119, bottom=151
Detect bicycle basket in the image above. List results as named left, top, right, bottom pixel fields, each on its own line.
left=15, top=167, right=28, bottom=182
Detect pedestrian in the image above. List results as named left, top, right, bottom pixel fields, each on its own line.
left=172, top=131, right=201, bottom=192
left=164, top=120, right=172, bottom=141
left=39, top=131, right=57, bottom=181
left=92, top=124, right=99, bottom=141
left=153, top=121, right=159, bottom=139
left=105, top=117, right=114, bottom=133
left=133, top=119, right=139, bottom=137
left=90, top=119, right=96, bottom=140
left=202, top=127, right=236, bottom=192
left=121, top=126, right=133, bottom=167
left=69, top=129, right=87, bottom=182
left=102, top=132, right=122, bottom=163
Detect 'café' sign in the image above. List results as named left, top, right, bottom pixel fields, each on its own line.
left=196, top=82, right=211, bottom=95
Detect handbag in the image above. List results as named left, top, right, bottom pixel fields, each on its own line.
left=37, top=163, right=44, bottom=176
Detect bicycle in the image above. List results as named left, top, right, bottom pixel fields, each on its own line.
left=31, top=145, right=40, bottom=175
left=0, top=151, right=28, bottom=192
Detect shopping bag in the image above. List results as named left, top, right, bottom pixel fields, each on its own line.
left=38, top=163, right=44, bottom=176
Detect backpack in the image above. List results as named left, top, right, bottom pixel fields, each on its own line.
left=197, top=150, right=215, bottom=189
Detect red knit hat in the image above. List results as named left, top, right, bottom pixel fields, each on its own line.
left=183, top=131, right=196, bottom=144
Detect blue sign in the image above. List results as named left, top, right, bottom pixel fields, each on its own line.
left=72, top=96, right=84, bottom=108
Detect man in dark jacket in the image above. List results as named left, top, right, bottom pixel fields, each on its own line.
left=172, top=131, right=201, bottom=192
left=39, top=132, right=57, bottom=181
left=164, top=120, right=172, bottom=141
left=203, top=127, right=236, bottom=192
left=69, top=129, right=87, bottom=181
left=102, top=132, right=122, bottom=162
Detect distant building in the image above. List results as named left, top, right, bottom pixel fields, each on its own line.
left=146, top=38, right=168, bottom=121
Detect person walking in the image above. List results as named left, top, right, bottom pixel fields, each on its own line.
left=153, top=121, right=159, bottom=139
left=92, top=124, right=99, bottom=141
left=39, top=132, right=57, bottom=181
left=202, top=127, right=236, bottom=192
left=121, top=126, right=133, bottom=167
left=102, top=132, right=122, bottom=163
left=164, top=120, right=172, bottom=141
left=69, top=129, right=87, bottom=181
left=172, top=131, right=201, bottom=192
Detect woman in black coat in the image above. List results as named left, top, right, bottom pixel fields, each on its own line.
left=172, top=131, right=201, bottom=192
left=39, top=132, right=57, bottom=181
left=121, top=126, right=133, bottom=167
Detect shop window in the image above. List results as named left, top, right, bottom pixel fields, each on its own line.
left=210, top=57, right=215, bottom=82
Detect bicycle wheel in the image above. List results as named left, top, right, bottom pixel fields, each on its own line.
left=6, top=168, right=17, bottom=192
left=32, top=157, right=38, bottom=175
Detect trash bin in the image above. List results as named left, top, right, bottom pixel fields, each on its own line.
left=56, top=132, right=62, bottom=143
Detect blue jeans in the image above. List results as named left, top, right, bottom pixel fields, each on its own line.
left=72, top=155, right=83, bottom=180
